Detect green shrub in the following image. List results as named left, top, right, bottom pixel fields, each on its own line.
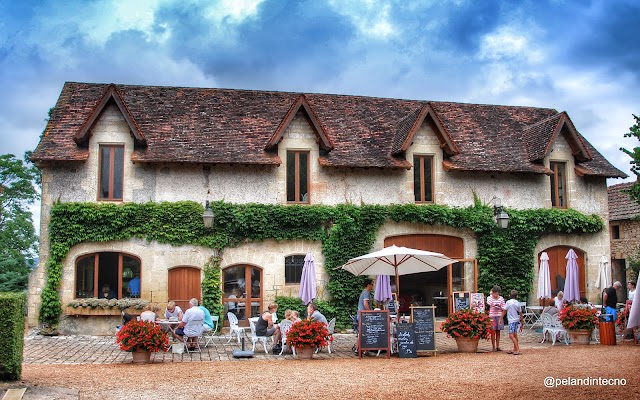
left=0, top=292, right=26, bottom=381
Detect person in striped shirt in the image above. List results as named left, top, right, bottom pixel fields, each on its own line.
left=487, top=285, right=506, bottom=352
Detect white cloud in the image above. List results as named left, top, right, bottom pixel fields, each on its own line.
left=328, top=0, right=397, bottom=40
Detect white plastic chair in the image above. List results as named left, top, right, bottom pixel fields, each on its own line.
left=183, top=318, right=203, bottom=353
left=226, top=312, right=244, bottom=343
left=540, top=313, right=569, bottom=345
left=326, top=317, right=336, bottom=354
left=278, top=319, right=294, bottom=355
left=248, top=317, right=270, bottom=353
left=201, top=315, right=219, bottom=347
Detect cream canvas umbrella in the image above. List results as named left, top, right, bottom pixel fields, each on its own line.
left=537, top=252, right=552, bottom=302
left=595, top=255, right=611, bottom=290
left=340, top=245, right=456, bottom=295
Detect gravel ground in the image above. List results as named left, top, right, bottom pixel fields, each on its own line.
left=5, top=343, right=639, bottom=399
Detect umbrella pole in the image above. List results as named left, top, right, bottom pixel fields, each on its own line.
left=395, top=270, right=400, bottom=304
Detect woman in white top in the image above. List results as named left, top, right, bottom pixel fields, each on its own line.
left=553, top=291, right=564, bottom=310
left=628, top=281, right=636, bottom=303
left=140, top=304, right=158, bottom=322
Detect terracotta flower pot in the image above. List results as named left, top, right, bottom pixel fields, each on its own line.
left=454, top=337, right=479, bottom=353
left=568, top=330, right=592, bottom=345
left=295, top=347, right=314, bottom=360
left=132, top=349, right=151, bottom=364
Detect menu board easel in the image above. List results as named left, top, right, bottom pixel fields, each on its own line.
left=410, top=306, right=437, bottom=355
left=358, top=310, right=390, bottom=359
left=452, top=291, right=471, bottom=311
left=396, top=322, right=417, bottom=358
left=470, top=292, right=485, bottom=313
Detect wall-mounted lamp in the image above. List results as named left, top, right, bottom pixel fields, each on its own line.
left=203, top=200, right=214, bottom=229
left=492, top=197, right=510, bottom=229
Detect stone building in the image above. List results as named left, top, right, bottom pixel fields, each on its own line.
left=29, top=82, right=626, bottom=334
left=608, top=181, right=640, bottom=301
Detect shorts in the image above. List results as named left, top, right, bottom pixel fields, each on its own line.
left=508, top=322, right=521, bottom=334
left=490, top=316, right=504, bottom=331
left=265, top=327, right=276, bottom=336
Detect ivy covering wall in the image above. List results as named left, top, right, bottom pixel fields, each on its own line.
left=39, top=200, right=603, bottom=329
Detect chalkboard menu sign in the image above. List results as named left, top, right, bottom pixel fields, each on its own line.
left=358, top=310, right=390, bottom=358
left=396, top=323, right=417, bottom=358
left=452, top=291, right=471, bottom=312
left=387, top=293, right=398, bottom=315
left=411, top=306, right=436, bottom=352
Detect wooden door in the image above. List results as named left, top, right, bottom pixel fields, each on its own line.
left=168, top=266, right=201, bottom=312
left=540, top=246, right=586, bottom=301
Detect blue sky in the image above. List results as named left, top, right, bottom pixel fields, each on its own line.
left=1, top=0, right=638, bottom=188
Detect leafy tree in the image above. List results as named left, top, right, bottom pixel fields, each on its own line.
left=621, top=114, right=640, bottom=202
left=0, top=153, right=39, bottom=291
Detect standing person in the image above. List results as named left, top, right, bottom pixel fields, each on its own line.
left=127, top=275, right=140, bottom=298
left=357, top=278, right=374, bottom=320
left=628, top=281, right=636, bottom=303
left=503, top=290, right=523, bottom=355
left=602, top=281, right=622, bottom=322
left=174, top=298, right=205, bottom=350
left=307, top=302, right=328, bottom=326
left=487, top=285, right=505, bottom=352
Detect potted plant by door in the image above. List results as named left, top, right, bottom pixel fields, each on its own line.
left=116, top=320, right=169, bottom=363
left=441, top=308, right=491, bottom=353
left=558, top=305, right=599, bottom=345
left=286, top=318, right=331, bottom=359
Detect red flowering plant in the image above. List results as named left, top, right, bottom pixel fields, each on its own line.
left=616, top=306, right=629, bottom=332
left=116, top=320, right=169, bottom=352
left=558, top=305, right=599, bottom=331
left=440, top=308, right=491, bottom=340
left=286, top=318, right=331, bottom=349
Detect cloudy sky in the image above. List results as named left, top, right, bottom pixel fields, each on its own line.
left=1, top=0, right=638, bottom=186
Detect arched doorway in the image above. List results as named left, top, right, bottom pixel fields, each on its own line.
left=168, top=266, right=201, bottom=312
left=222, top=264, right=263, bottom=326
left=384, top=234, right=472, bottom=317
left=539, top=246, right=586, bottom=301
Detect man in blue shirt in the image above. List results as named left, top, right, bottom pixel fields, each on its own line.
left=357, top=278, right=373, bottom=321
left=127, top=276, right=140, bottom=298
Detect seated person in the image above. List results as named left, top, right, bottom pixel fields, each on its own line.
left=256, top=303, right=281, bottom=347
left=140, top=304, right=158, bottom=322
left=127, top=276, right=140, bottom=298
left=286, top=310, right=301, bottom=323
left=307, top=302, right=328, bottom=326
left=164, top=301, right=184, bottom=321
left=100, top=284, right=116, bottom=299
left=198, top=303, right=214, bottom=332
left=174, top=298, right=205, bottom=349
left=553, top=291, right=565, bottom=310
left=542, top=299, right=559, bottom=315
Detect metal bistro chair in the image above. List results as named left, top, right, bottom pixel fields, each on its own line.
left=519, top=302, right=539, bottom=328
left=226, top=312, right=244, bottom=344
left=278, top=319, right=295, bottom=356
left=201, top=315, right=219, bottom=348
left=248, top=317, right=270, bottom=354
left=183, top=318, right=204, bottom=353
left=540, top=313, right=569, bottom=345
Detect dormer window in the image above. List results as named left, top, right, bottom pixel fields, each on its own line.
left=98, top=144, right=124, bottom=201
left=550, top=161, right=567, bottom=208
left=287, top=150, right=309, bottom=204
left=414, top=155, right=434, bottom=203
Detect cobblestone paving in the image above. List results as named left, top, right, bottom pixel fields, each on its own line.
left=23, top=327, right=574, bottom=365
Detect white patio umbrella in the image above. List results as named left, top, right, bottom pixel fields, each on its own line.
left=537, top=252, right=552, bottom=302
left=564, top=248, right=580, bottom=303
left=595, top=255, right=611, bottom=290
left=340, top=245, right=456, bottom=295
left=299, top=252, right=317, bottom=305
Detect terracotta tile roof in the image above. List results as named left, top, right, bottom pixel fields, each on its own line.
left=31, top=82, right=626, bottom=178
left=608, top=182, right=640, bottom=221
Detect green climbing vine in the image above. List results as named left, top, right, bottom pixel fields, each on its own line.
left=39, top=200, right=603, bottom=330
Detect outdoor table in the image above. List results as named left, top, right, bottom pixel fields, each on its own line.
left=156, top=320, right=181, bottom=334
left=525, top=306, right=543, bottom=329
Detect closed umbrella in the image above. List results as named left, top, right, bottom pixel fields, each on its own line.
left=564, top=249, right=580, bottom=303
left=595, top=255, right=611, bottom=290
left=340, top=245, right=455, bottom=295
left=537, top=252, right=552, bottom=302
left=299, top=252, right=317, bottom=305
left=374, top=275, right=393, bottom=306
